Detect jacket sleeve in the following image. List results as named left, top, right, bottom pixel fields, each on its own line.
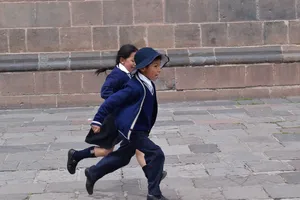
left=91, top=85, right=139, bottom=127
left=100, top=73, right=119, bottom=100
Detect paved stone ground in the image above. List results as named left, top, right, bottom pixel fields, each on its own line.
left=2, top=97, right=300, bottom=199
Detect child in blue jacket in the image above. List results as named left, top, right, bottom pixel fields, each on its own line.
left=67, top=45, right=166, bottom=182
left=86, top=47, right=170, bottom=200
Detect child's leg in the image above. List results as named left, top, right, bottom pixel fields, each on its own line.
left=72, top=146, right=113, bottom=161
left=94, top=146, right=114, bottom=157
left=85, top=140, right=136, bottom=194
left=132, top=133, right=165, bottom=198
left=67, top=146, right=114, bottom=175
left=135, top=150, right=146, bottom=167
left=135, top=149, right=168, bottom=181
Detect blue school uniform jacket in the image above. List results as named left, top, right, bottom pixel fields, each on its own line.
left=92, top=75, right=158, bottom=140
left=100, top=67, right=131, bottom=99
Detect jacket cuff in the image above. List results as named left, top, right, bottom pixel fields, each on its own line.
left=91, top=121, right=102, bottom=126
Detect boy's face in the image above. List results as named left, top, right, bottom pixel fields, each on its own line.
left=140, top=59, right=161, bottom=81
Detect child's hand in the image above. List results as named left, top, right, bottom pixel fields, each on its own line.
left=91, top=125, right=101, bottom=133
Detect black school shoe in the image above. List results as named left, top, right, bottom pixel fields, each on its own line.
left=85, top=167, right=95, bottom=195
left=67, top=149, right=79, bottom=174
left=161, top=170, right=167, bottom=181
left=83, top=168, right=167, bottom=196
left=147, top=194, right=169, bottom=200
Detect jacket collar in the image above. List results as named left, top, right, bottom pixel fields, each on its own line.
left=138, top=72, right=153, bottom=95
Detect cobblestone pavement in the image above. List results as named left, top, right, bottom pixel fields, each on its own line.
left=1, top=97, right=300, bottom=199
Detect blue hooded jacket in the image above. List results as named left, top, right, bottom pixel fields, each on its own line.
left=100, top=66, right=130, bottom=99
left=92, top=74, right=157, bottom=140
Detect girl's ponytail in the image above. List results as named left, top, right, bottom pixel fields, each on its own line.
left=95, top=68, right=109, bottom=76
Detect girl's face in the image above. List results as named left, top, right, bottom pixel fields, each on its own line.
left=140, top=59, right=162, bottom=81
left=120, top=52, right=136, bottom=73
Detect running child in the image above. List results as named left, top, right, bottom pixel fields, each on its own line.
left=85, top=47, right=170, bottom=200
left=67, top=44, right=167, bottom=182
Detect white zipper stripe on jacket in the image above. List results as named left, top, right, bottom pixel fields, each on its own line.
left=127, top=75, right=146, bottom=140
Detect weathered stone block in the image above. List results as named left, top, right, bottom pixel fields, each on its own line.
left=188, top=48, right=216, bottom=65
left=297, top=0, right=300, bottom=19
left=0, top=3, right=35, bottom=28
left=60, top=27, right=92, bottom=51
left=93, top=27, right=118, bottom=51
left=70, top=52, right=101, bottom=70
left=82, top=71, right=106, bottom=93
left=0, top=30, right=8, bottom=53
left=220, top=0, right=257, bottom=21
left=273, top=63, right=300, bottom=85
left=165, top=0, right=189, bottom=23
left=27, top=28, right=59, bottom=52
left=134, top=0, right=163, bottom=23
left=282, top=46, right=300, bottom=62
left=157, top=91, right=185, bottom=103
left=34, top=72, right=60, bottom=94
left=290, top=21, right=300, bottom=44
left=154, top=68, right=175, bottom=90
left=100, top=51, right=117, bottom=67
left=57, top=94, right=102, bottom=107
left=264, top=21, right=288, bottom=44
left=148, top=25, right=174, bottom=48
left=8, top=29, right=25, bottom=53
left=103, top=0, right=133, bottom=25
left=259, top=0, right=296, bottom=20
left=0, top=72, right=34, bottom=95
left=39, top=53, right=69, bottom=71
left=175, top=67, right=205, bottom=90
left=71, top=1, right=102, bottom=26
left=228, top=22, right=263, bottom=46
left=201, top=23, right=227, bottom=47
left=60, top=71, right=82, bottom=94
left=245, top=64, right=274, bottom=87
left=175, top=24, right=200, bottom=48
left=119, top=26, right=146, bottom=48
left=204, top=65, right=246, bottom=89
left=190, top=0, right=218, bottom=22
left=167, top=49, right=189, bottom=66
left=215, top=46, right=283, bottom=64
left=29, top=95, right=57, bottom=108
left=36, top=2, right=70, bottom=27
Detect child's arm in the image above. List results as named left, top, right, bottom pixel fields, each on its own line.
left=91, top=85, right=139, bottom=127
left=100, top=74, right=119, bottom=99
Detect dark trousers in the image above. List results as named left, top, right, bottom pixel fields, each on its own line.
left=88, top=132, right=165, bottom=197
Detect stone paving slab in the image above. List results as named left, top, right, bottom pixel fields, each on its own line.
left=1, top=98, right=300, bottom=199
left=264, top=184, right=300, bottom=198
left=280, top=172, right=300, bottom=184
left=246, top=160, right=295, bottom=172
left=223, top=185, right=269, bottom=199
left=178, top=188, right=225, bottom=200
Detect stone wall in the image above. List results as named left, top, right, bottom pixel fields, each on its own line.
left=1, top=0, right=300, bottom=108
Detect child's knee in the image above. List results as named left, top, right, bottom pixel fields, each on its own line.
left=135, top=150, right=144, bottom=157
left=156, top=148, right=165, bottom=162
left=103, top=148, right=113, bottom=156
